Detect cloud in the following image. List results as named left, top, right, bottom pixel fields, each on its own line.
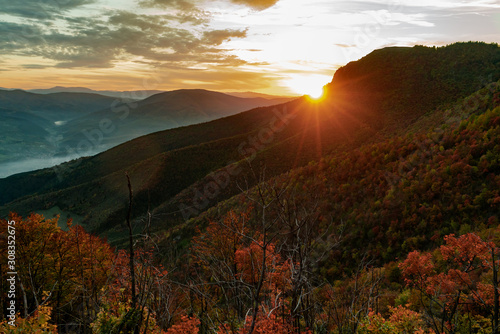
left=137, top=0, right=209, bottom=23
left=154, top=66, right=281, bottom=91
left=140, top=0, right=280, bottom=11
left=203, top=29, right=248, bottom=45
left=139, top=0, right=197, bottom=11
left=21, top=64, right=48, bottom=69
left=228, top=0, right=280, bottom=10
left=0, top=11, right=249, bottom=69
left=0, top=22, right=44, bottom=51
left=335, top=43, right=356, bottom=48
left=0, top=0, right=95, bottom=19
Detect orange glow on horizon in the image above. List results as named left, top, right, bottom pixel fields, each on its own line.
left=285, top=74, right=330, bottom=100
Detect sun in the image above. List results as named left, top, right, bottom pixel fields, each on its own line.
left=286, top=74, right=329, bottom=100
left=307, top=87, right=324, bottom=100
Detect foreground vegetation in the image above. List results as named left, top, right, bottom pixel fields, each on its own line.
left=1, top=211, right=499, bottom=333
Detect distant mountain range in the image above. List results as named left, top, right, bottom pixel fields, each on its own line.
left=0, top=88, right=296, bottom=177
left=27, top=86, right=165, bottom=99
left=20, top=86, right=296, bottom=101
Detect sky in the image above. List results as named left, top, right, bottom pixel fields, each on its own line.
left=0, top=0, right=499, bottom=96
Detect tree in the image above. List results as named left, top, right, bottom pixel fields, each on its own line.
left=319, top=258, right=383, bottom=334
left=0, top=213, right=115, bottom=331
left=400, top=230, right=500, bottom=333
left=359, top=305, right=434, bottom=334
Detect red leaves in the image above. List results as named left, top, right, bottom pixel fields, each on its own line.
left=166, top=315, right=200, bottom=334
left=400, top=230, right=500, bottom=333
left=440, top=233, right=488, bottom=265
left=400, top=233, right=493, bottom=293
left=192, top=209, right=250, bottom=270
left=235, top=242, right=281, bottom=285
left=399, top=251, right=434, bottom=287
left=239, top=313, right=299, bottom=334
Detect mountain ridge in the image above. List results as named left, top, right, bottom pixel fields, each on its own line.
left=25, top=86, right=295, bottom=101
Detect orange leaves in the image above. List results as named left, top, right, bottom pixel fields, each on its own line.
left=388, top=305, right=422, bottom=327
left=441, top=233, right=489, bottom=265
left=238, top=312, right=298, bottom=334
left=190, top=208, right=302, bottom=332
left=400, top=232, right=494, bottom=294
left=192, top=209, right=251, bottom=275
left=1, top=213, right=115, bottom=316
left=194, top=210, right=291, bottom=291
left=166, top=315, right=200, bottom=334
left=235, top=242, right=280, bottom=285
left=400, top=234, right=486, bottom=298
left=399, top=251, right=434, bottom=287
left=476, top=282, right=495, bottom=306
left=99, top=247, right=170, bottom=315
left=217, top=313, right=307, bottom=334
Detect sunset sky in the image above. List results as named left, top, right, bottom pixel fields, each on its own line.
left=0, top=0, right=499, bottom=96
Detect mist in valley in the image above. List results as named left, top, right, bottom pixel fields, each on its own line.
left=0, top=151, right=101, bottom=179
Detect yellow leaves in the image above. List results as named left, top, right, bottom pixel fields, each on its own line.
left=1, top=213, right=115, bottom=331
left=0, top=305, right=58, bottom=334
left=359, top=306, right=434, bottom=334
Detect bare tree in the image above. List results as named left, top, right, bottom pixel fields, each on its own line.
left=271, top=184, right=343, bottom=333
left=322, top=255, right=383, bottom=334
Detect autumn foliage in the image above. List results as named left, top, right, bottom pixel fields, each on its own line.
left=400, top=230, right=500, bottom=334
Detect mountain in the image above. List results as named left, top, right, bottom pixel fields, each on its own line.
left=0, top=107, right=52, bottom=162
left=0, top=90, right=124, bottom=172
left=58, top=89, right=298, bottom=159
left=183, top=79, right=500, bottom=266
left=27, top=86, right=297, bottom=101
left=28, top=86, right=164, bottom=99
left=0, top=89, right=294, bottom=177
left=1, top=42, right=498, bottom=245
left=0, top=89, right=120, bottom=122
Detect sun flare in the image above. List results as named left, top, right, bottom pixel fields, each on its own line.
left=286, top=74, right=330, bottom=99
left=308, top=88, right=324, bottom=100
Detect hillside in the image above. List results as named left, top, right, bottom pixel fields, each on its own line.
left=1, top=42, right=499, bottom=241
left=325, top=42, right=500, bottom=130
left=60, top=89, right=296, bottom=150
left=174, top=79, right=500, bottom=269
left=146, top=81, right=499, bottom=334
